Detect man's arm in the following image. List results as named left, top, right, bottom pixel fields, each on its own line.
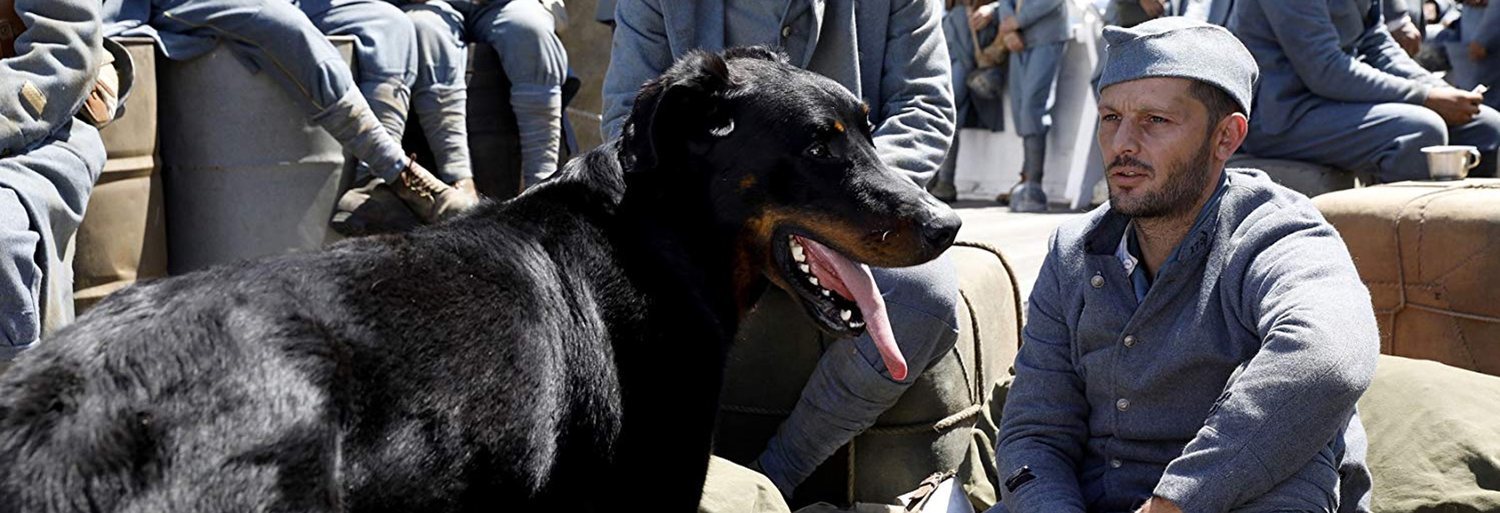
left=1356, top=12, right=1443, bottom=86
left=0, top=0, right=102, bottom=155
left=1151, top=210, right=1380, bottom=512
left=599, top=0, right=674, bottom=143
left=874, top=0, right=956, bottom=187
left=995, top=233, right=1089, bottom=513
left=1258, top=1, right=1429, bottom=104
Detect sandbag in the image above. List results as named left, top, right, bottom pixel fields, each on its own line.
left=1359, top=355, right=1500, bottom=513
left=1313, top=179, right=1500, bottom=376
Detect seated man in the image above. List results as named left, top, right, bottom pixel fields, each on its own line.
left=603, top=0, right=961, bottom=499
left=1230, top=0, right=1500, bottom=182
left=389, top=0, right=569, bottom=189
left=993, top=18, right=1380, bottom=512
left=1, top=0, right=106, bottom=372
left=102, top=0, right=477, bottom=223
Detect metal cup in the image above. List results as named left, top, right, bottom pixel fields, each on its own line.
left=1421, top=145, right=1482, bottom=181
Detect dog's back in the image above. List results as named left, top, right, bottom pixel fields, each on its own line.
left=0, top=150, right=632, bottom=512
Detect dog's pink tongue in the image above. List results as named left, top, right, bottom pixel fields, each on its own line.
left=800, top=238, right=908, bottom=381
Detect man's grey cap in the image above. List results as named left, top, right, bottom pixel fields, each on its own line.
left=1097, top=17, right=1258, bottom=117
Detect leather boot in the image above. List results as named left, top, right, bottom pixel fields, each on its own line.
left=1007, top=135, right=1049, bottom=213
left=390, top=158, right=480, bottom=224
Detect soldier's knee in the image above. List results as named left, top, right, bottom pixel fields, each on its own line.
left=1402, top=108, right=1448, bottom=148
left=873, top=254, right=960, bottom=325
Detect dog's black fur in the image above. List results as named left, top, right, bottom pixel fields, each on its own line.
left=0, top=48, right=959, bottom=512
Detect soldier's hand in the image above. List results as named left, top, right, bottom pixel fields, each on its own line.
left=1393, top=19, right=1423, bottom=57
left=969, top=3, right=997, bottom=31
left=1139, top=0, right=1167, bottom=18
left=1424, top=86, right=1484, bottom=125
left=999, top=14, right=1020, bottom=34
left=1003, top=31, right=1025, bottom=52
left=1135, top=497, right=1183, bottom=513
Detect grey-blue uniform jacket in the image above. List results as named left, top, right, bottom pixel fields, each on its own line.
left=3, top=0, right=101, bottom=155
left=996, top=169, right=1379, bottom=512
left=1228, top=0, right=1444, bottom=138
left=601, top=0, right=955, bottom=186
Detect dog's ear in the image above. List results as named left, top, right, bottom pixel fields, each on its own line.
left=626, top=50, right=734, bottom=170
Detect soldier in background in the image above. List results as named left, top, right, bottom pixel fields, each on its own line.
left=0, top=0, right=110, bottom=373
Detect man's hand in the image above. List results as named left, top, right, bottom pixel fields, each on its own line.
left=969, top=3, right=997, bottom=31
left=1471, top=41, right=1489, bottom=61
left=999, top=14, right=1020, bottom=34
left=1135, top=497, right=1184, bottom=513
left=1003, top=30, right=1025, bottom=52
left=1393, top=19, right=1423, bottom=57
left=1424, top=86, right=1484, bottom=125
left=1139, top=0, right=1168, bottom=18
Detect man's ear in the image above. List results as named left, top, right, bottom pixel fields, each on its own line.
left=1213, top=112, right=1249, bottom=162
left=625, top=50, right=734, bottom=170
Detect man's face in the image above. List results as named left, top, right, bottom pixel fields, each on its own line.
left=1097, top=78, right=1219, bottom=220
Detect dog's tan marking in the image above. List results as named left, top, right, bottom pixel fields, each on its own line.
left=860, top=103, right=870, bottom=115
left=739, top=175, right=757, bottom=191
left=833, top=120, right=845, bottom=133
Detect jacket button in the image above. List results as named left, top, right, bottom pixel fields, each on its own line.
left=1090, top=274, right=1105, bottom=288
left=1123, top=335, right=1136, bottom=347
left=782, top=25, right=792, bottom=38
left=1110, top=458, right=1123, bottom=468
left=1116, top=398, right=1130, bottom=411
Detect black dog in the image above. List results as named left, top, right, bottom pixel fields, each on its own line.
left=0, top=47, right=960, bottom=512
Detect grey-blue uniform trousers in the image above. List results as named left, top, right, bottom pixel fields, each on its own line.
left=603, top=0, right=960, bottom=496
left=1230, top=0, right=1500, bottom=183
left=990, top=0, right=1067, bottom=138
left=1450, top=4, right=1500, bottom=111
left=383, top=0, right=472, bottom=183
left=0, top=0, right=106, bottom=363
left=293, top=0, right=422, bottom=180
left=992, top=170, right=1379, bottom=513
left=103, top=0, right=413, bottom=181
left=390, top=0, right=567, bottom=186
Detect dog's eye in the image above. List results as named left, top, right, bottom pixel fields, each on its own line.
left=806, top=142, right=831, bottom=159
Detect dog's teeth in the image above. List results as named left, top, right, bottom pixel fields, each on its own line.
left=799, top=263, right=811, bottom=274
left=808, top=276, right=819, bottom=287
left=792, top=245, right=805, bottom=262
left=822, top=289, right=831, bottom=297
left=850, top=320, right=865, bottom=329
left=840, top=309, right=852, bottom=321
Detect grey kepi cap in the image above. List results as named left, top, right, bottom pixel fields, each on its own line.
left=1097, top=17, right=1258, bottom=116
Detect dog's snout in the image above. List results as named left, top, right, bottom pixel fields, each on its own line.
left=922, top=208, right=962, bottom=252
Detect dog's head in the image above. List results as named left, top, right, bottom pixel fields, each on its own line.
left=622, top=48, right=961, bottom=380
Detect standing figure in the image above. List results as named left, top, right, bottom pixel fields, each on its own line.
left=972, top=0, right=1067, bottom=211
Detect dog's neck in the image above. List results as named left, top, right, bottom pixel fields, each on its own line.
left=614, top=165, right=761, bottom=331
